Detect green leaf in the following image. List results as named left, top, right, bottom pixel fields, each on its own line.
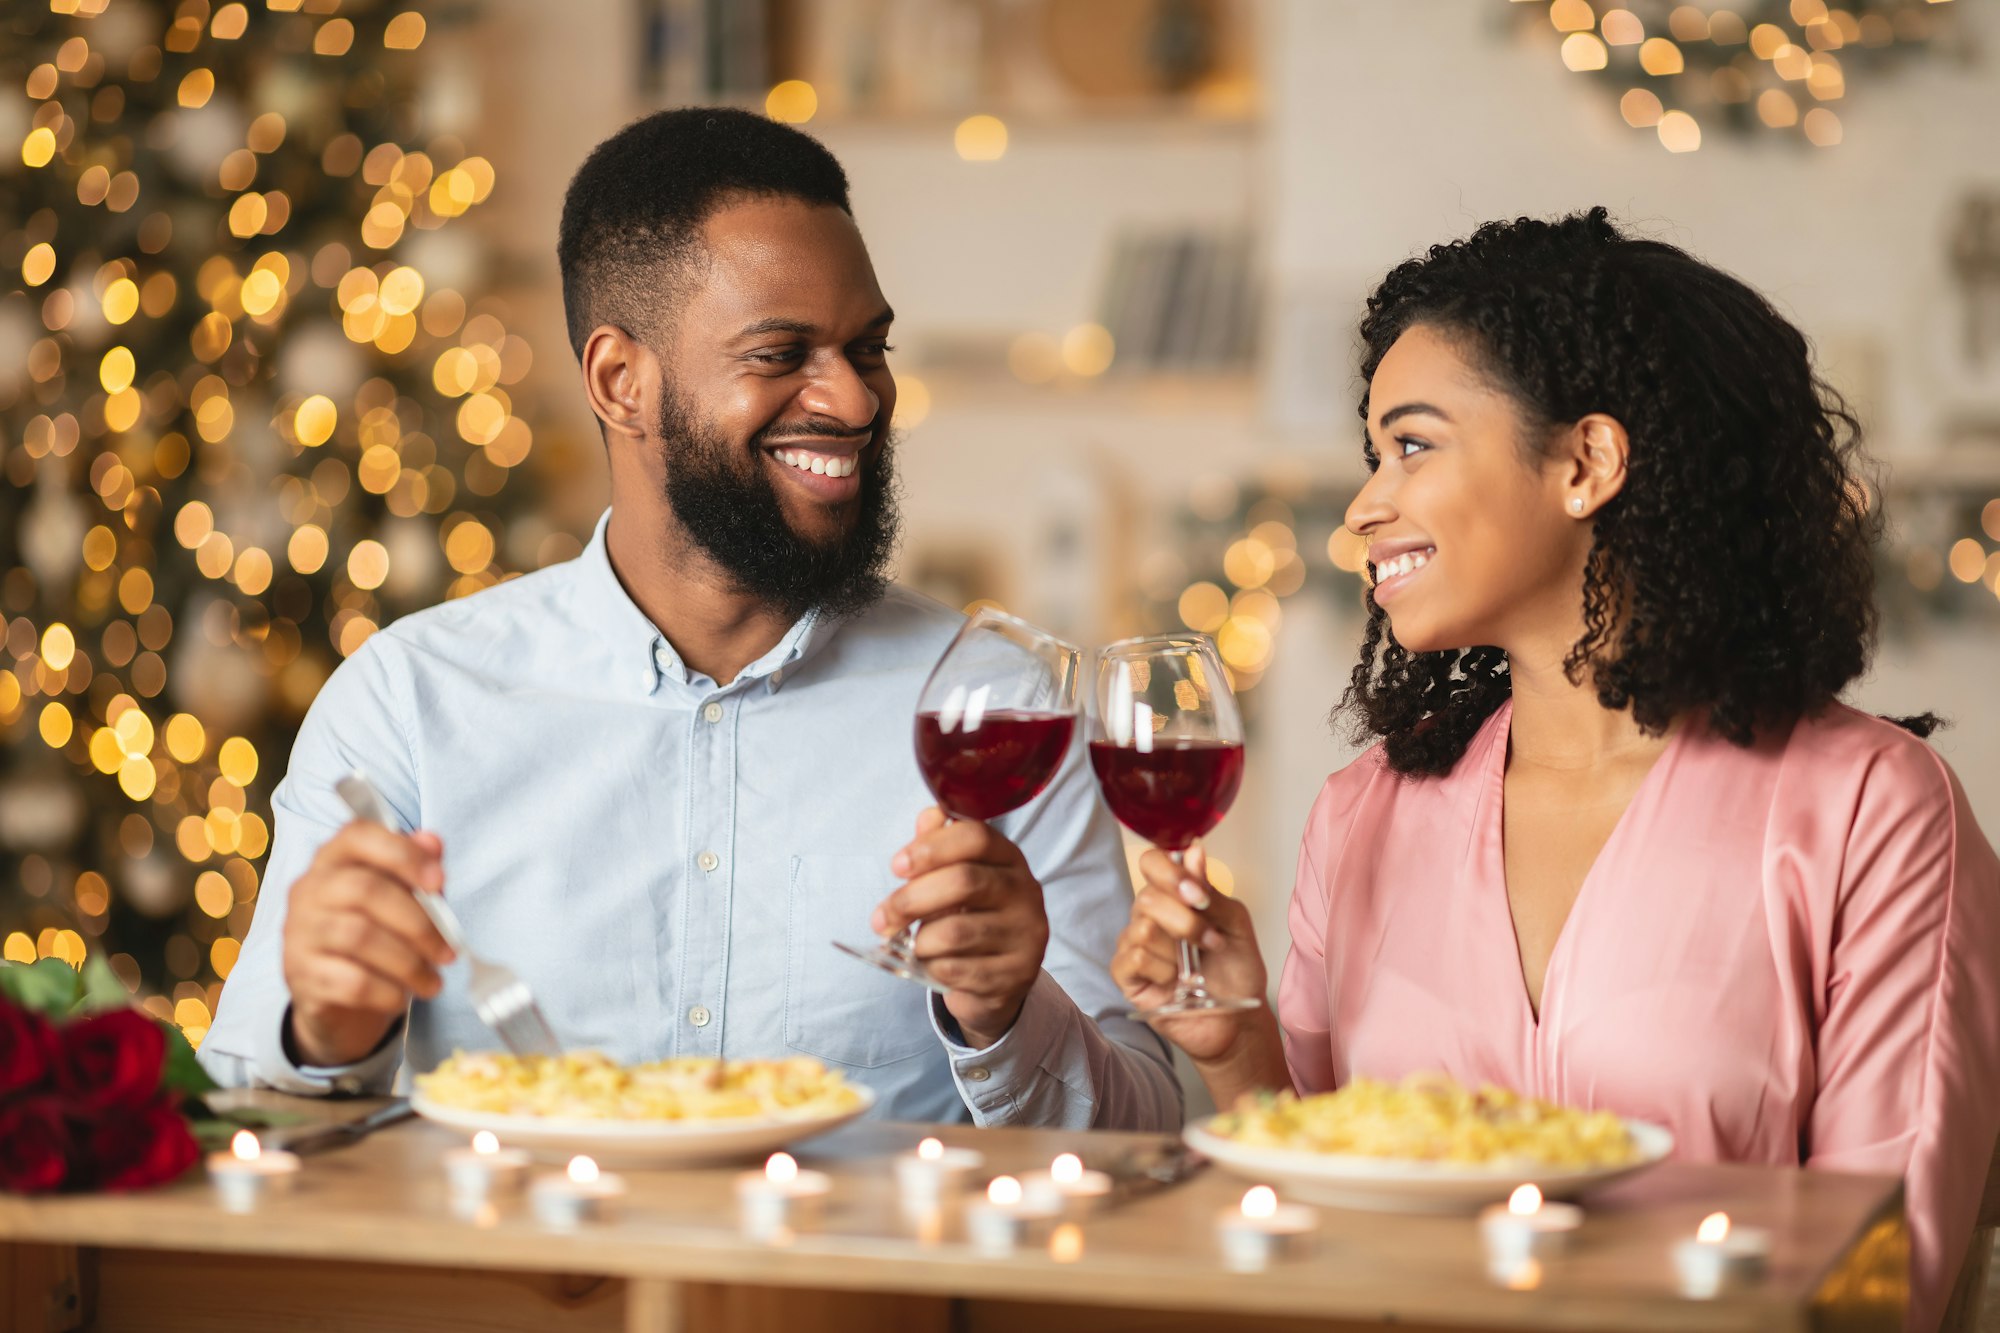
left=0, top=958, right=83, bottom=1016
left=77, top=954, right=131, bottom=1013
left=185, top=1101, right=310, bottom=1152
left=190, top=1116, right=239, bottom=1153
left=161, top=1020, right=219, bottom=1098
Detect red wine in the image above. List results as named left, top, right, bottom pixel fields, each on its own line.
left=915, top=710, right=1076, bottom=820
left=1088, top=740, right=1245, bottom=850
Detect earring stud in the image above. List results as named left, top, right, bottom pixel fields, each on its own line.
left=1570, top=497, right=1585, bottom=514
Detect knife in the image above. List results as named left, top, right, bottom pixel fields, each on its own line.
left=1104, top=1138, right=1210, bottom=1205
left=280, top=1099, right=416, bottom=1157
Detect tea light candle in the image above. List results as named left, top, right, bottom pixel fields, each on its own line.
left=208, top=1130, right=301, bottom=1214
left=965, top=1175, right=1060, bottom=1256
left=893, top=1136, right=984, bottom=1212
left=736, top=1152, right=831, bottom=1242
left=1216, top=1186, right=1317, bottom=1272
left=529, top=1155, right=626, bottom=1230
left=444, top=1130, right=531, bottom=1214
left=1478, top=1185, right=1583, bottom=1279
left=1673, top=1212, right=1772, bottom=1298
left=1022, top=1152, right=1114, bottom=1218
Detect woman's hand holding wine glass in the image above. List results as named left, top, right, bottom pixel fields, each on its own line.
left=1111, top=844, right=1270, bottom=1064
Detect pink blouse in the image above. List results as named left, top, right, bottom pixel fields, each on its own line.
left=1278, top=700, right=2000, bottom=1332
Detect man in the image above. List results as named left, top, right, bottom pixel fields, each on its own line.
left=201, top=108, right=1180, bottom=1130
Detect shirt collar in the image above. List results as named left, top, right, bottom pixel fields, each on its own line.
left=570, top=508, right=847, bottom=698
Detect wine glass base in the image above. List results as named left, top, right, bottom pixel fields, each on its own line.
left=832, top=938, right=952, bottom=995
left=1129, top=993, right=1263, bottom=1020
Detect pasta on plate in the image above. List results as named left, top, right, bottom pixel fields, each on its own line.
left=415, top=1051, right=864, bottom=1122
left=1210, top=1073, right=1640, bottom=1168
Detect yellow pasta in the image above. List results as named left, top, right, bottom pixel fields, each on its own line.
left=416, top=1050, right=863, bottom=1122
left=1211, top=1073, right=1638, bottom=1167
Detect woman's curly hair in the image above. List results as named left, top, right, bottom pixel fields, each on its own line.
left=1339, top=207, right=1930, bottom=777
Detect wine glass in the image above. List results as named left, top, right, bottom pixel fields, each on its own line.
left=834, top=607, right=1081, bottom=992
left=1090, top=634, right=1260, bottom=1019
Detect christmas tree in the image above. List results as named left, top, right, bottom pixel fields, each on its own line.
left=1, top=0, right=546, bottom=1046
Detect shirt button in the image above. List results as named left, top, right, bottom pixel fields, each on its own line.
left=702, top=702, right=723, bottom=723
left=963, top=1066, right=991, bottom=1083
left=697, top=850, right=720, bottom=873
left=689, top=1005, right=712, bottom=1028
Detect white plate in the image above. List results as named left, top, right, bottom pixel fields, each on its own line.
left=410, top=1085, right=875, bottom=1168
left=1184, top=1116, right=1674, bottom=1214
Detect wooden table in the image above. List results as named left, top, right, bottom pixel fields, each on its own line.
left=0, top=1094, right=1908, bottom=1333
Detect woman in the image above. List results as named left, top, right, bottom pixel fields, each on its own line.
left=1113, top=210, right=2000, bottom=1331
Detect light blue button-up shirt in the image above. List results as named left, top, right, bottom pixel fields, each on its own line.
left=201, top=512, right=1181, bottom=1130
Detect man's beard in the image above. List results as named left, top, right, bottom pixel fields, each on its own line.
left=659, top=387, right=901, bottom=622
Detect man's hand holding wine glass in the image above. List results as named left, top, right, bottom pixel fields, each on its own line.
left=871, top=807, right=1052, bottom=1049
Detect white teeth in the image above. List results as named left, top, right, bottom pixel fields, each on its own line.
left=1377, top=549, right=1435, bottom=581
left=773, top=449, right=860, bottom=478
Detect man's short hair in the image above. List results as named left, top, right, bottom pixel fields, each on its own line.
left=556, top=107, right=852, bottom=361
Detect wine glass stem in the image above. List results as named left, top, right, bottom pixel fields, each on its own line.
left=896, top=813, right=956, bottom=963
left=1168, top=849, right=1209, bottom=998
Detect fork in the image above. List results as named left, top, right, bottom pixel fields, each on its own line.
left=334, top=771, right=562, bottom=1058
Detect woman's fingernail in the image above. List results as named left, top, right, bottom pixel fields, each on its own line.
left=870, top=909, right=888, bottom=934
left=1202, top=929, right=1226, bottom=951
left=1178, top=880, right=1211, bottom=911
left=891, top=852, right=910, bottom=876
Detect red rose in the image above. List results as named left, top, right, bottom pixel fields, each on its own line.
left=0, top=1098, right=72, bottom=1194
left=52, top=1008, right=165, bottom=1111
left=0, top=999, right=56, bottom=1096
left=79, top=1097, right=199, bottom=1192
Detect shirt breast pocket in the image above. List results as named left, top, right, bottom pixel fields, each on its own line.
left=785, top=854, right=938, bottom=1069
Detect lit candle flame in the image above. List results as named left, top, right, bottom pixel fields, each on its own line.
left=231, top=1130, right=261, bottom=1162
left=1242, top=1185, right=1278, bottom=1220
left=1049, top=1222, right=1085, bottom=1264
left=1051, top=1152, right=1083, bottom=1186
left=1508, top=1184, right=1543, bottom=1216
left=766, top=1152, right=798, bottom=1185
left=917, top=1137, right=943, bottom=1161
left=472, top=1131, right=499, bottom=1156
left=568, top=1155, right=599, bottom=1185
left=988, top=1175, right=1022, bottom=1207
left=1507, top=1257, right=1544, bottom=1291
left=1698, top=1212, right=1731, bottom=1244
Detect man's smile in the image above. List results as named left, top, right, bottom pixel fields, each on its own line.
left=761, top=436, right=870, bottom=500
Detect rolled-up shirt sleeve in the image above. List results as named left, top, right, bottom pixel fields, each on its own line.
left=199, top=636, right=422, bottom=1094
left=932, top=726, right=1182, bottom=1131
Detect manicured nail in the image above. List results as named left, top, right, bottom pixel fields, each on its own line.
left=870, top=909, right=888, bottom=935
left=1178, top=879, right=1211, bottom=911
left=891, top=851, right=910, bottom=876
left=1202, top=929, right=1226, bottom=951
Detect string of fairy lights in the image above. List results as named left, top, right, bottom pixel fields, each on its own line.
left=1, top=0, right=546, bottom=1045
left=1512, top=0, right=1962, bottom=153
